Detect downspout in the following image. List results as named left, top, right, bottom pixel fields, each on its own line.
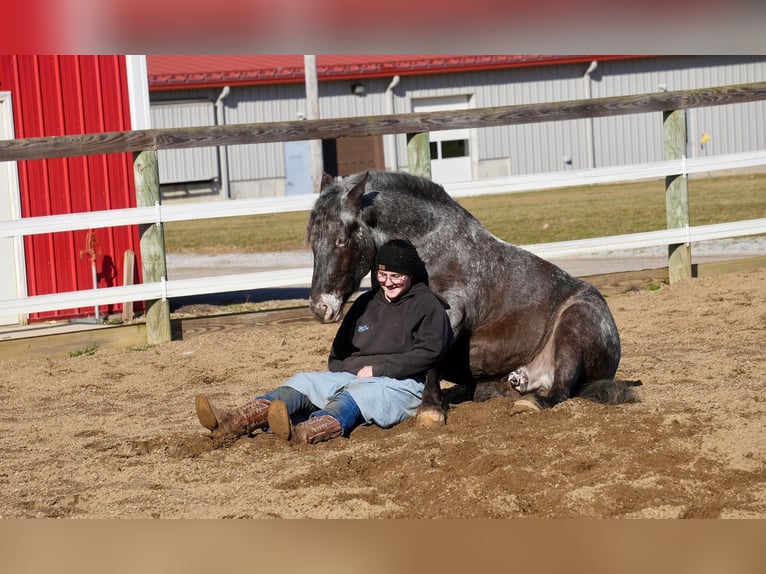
left=215, top=86, right=231, bottom=199
left=385, top=75, right=401, bottom=171
left=583, top=60, right=598, bottom=170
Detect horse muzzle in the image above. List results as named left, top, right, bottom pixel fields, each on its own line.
left=310, top=293, right=344, bottom=323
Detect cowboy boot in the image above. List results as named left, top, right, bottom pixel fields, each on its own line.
left=195, top=395, right=270, bottom=437
left=268, top=400, right=342, bottom=445
left=294, top=415, right=343, bottom=444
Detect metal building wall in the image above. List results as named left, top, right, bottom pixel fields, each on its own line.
left=591, top=56, right=766, bottom=169
left=392, top=56, right=766, bottom=175
left=612, top=56, right=765, bottom=161
left=0, top=55, right=141, bottom=321
left=392, top=65, right=592, bottom=175
left=151, top=81, right=396, bottom=195
left=229, top=80, right=393, bottom=185
left=151, top=100, right=217, bottom=184
left=152, top=86, right=296, bottom=191
left=149, top=56, right=766, bottom=194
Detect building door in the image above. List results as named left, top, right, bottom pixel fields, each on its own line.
left=411, top=95, right=472, bottom=184
left=0, top=92, right=25, bottom=325
left=284, top=140, right=314, bottom=195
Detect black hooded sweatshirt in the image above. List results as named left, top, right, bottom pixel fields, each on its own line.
left=328, top=282, right=453, bottom=380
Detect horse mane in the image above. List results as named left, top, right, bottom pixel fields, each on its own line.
left=349, top=170, right=458, bottom=207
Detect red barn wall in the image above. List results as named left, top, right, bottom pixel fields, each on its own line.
left=0, top=55, right=141, bottom=321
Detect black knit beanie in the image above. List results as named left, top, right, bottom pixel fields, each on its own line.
left=375, top=239, right=422, bottom=277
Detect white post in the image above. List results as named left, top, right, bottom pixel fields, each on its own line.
left=125, top=55, right=152, bottom=130
left=385, top=75, right=401, bottom=171
left=304, top=55, right=324, bottom=192
left=583, top=60, right=598, bottom=170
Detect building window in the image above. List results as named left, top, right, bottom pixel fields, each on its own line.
left=427, top=139, right=469, bottom=159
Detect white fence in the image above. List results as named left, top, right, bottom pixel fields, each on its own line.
left=2, top=149, right=765, bottom=318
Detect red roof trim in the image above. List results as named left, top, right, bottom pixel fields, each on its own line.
left=147, top=55, right=643, bottom=91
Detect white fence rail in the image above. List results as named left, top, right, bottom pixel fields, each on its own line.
left=3, top=150, right=766, bottom=239
left=1, top=150, right=765, bottom=318
left=2, top=218, right=766, bottom=317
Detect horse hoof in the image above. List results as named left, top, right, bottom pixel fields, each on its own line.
left=416, top=408, right=446, bottom=428
left=510, top=397, right=542, bottom=415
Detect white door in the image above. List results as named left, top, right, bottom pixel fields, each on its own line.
left=0, top=92, right=26, bottom=325
left=411, top=95, right=472, bottom=184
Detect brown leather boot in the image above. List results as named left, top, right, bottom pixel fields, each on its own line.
left=268, top=401, right=342, bottom=445
left=294, top=415, right=343, bottom=444
left=195, top=395, right=270, bottom=437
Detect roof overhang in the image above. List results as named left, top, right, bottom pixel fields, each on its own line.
left=147, top=54, right=646, bottom=91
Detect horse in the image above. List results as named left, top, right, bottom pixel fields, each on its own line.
left=307, top=170, right=637, bottom=427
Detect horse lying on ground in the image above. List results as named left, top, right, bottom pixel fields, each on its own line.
left=307, top=171, right=638, bottom=426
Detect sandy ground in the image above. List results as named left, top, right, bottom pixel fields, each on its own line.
left=1, top=267, right=765, bottom=519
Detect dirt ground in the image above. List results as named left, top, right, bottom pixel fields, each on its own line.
left=1, top=267, right=765, bottom=519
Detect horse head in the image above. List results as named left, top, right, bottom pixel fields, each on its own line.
left=307, top=172, right=376, bottom=323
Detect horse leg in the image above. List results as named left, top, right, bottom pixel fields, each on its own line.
left=473, top=379, right=523, bottom=402
left=415, top=367, right=447, bottom=427
left=472, top=375, right=549, bottom=415
left=506, top=296, right=620, bottom=414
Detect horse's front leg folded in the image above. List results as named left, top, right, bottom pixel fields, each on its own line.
left=473, top=377, right=556, bottom=415
left=416, top=367, right=447, bottom=427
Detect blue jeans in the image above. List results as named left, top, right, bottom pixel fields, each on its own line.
left=259, top=386, right=363, bottom=436
left=278, top=371, right=424, bottom=429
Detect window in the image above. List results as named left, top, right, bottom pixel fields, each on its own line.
left=426, top=139, right=469, bottom=159
left=441, top=139, right=469, bottom=159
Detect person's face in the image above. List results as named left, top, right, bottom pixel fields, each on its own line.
left=376, top=270, right=412, bottom=302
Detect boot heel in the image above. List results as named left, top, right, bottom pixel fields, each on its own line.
left=268, top=400, right=293, bottom=442
left=195, top=395, right=219, bottom=430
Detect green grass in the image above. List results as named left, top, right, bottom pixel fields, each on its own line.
left=69, top=344, right=98, bottom=358
left=164, top=211, right=310, bottom=254
left=162, top=173, right=766, bottom=254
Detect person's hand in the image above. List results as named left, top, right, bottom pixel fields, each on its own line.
left=356, top=366, right=374, bottom=378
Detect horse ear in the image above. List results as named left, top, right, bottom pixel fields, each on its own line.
left=320, top=172, right=334, bottom=193
left=343, top=171, right=368, bottom=211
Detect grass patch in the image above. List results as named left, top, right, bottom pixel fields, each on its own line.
left=162, top=173, right=766, bottom=254
left=130, top=344, right=153, bottom=352
left=69, top=344, right=98, bottom=358
left=164, top=211, right=310, bottom=254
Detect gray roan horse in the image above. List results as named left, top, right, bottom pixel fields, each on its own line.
left=308, top=170, right=637, bottom=427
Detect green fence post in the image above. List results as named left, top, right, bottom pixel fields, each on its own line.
left=134, top=150, right=171, bottom=344
left=663, top=109, right=692, bottom=283
left=406, top=132, right=432, bottom=179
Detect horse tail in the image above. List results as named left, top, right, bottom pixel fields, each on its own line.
left=577, top=379, right=642, bottom=405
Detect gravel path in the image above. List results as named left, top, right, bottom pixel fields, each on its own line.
left=166, top=237, right=766, bottom=280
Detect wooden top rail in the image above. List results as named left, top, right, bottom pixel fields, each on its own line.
left=2, top=81, right=766, bottom=163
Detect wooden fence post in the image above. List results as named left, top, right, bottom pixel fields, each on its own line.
left=133, top=150, right=171, bottom=344
left=406, top=132, right=432, bottom=179
left=663, top=109, right=692, bottom=283
left=121, top=248, right=135, bottom=322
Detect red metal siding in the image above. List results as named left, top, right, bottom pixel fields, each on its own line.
left=0, top=55, right=141, bottom=321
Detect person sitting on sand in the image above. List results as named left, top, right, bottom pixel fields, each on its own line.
left=195, top=239, right=453, bottom=445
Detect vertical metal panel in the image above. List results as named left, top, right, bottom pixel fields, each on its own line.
left=0, top=55, right=141, bottom=321
left=150, top=100, right=217, bottom=183
left=226, top=84, right=301, bottom=180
